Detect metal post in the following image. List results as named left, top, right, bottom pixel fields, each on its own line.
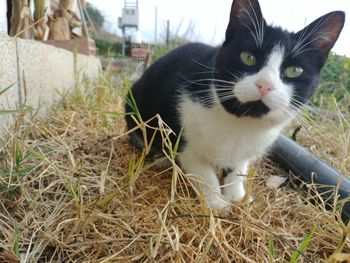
left=84, top=7, right=99, bottom=38
left=77, top=0, right=89, bottom=39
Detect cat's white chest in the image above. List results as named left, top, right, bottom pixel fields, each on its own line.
left=179, top=97, right=282, bottom=168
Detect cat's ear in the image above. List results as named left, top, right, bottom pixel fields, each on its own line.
left=294, top=11, right=345, bottom=58
left=225, top=0, right=265, bottom=41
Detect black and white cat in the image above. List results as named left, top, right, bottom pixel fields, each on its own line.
left=125, top=0, right=345, bottom=209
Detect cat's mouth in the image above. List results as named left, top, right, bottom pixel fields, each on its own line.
left=221, top=97, right=271, bottom=118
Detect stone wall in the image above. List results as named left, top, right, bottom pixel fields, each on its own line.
left=0, top=33, right=101, bottom=135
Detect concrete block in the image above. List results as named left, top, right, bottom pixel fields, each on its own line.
left=16, top=37, right=76, bottom=112
left=0, top=33, right=19, bottom=135
left=76, top=54, right=101, bottom=81
left=0, top=33, right=102, bottom=136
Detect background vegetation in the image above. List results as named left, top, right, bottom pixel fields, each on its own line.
left=95, top=39, right=123, bottom=58
left=86, top=2, right=105, bottom=30
left=316, top=53, right=350, bottom=111
left=321, top=52, right=350, bottom=92
left=86, top=3, right=124, bottom=58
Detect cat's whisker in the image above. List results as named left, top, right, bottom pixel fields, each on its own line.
left=243, top=21, right=260, bottom=47
left=223, top=67, right=242, bottom=79
left=181, top=82, right=211, bottom=89
left=180, top=80, right=235, bottom=91
left=248, top=0, right=264, bottom=46
left=239, top=0, right=265, bottom=48
left=294, top=116, right=311, bottom=131
left=189, top=70, right=217, bottom=75
left=184, top=83, right=233, bottom=90
left=279, top=106, right=308, bottom=128
left=214, top=85, right=235, bottom=89
left=294, top=28, right=307, bottom=55
left=292, top=13, right=333, bottom=56
left=195, top=90, right=237, bottom=107
left=242, top=104, right=255, bottom=117
left=259, top=97, right=311, bottom=129
left=292, top=14, right=329, bottom=55
left=189, top=88, right=233, bottom=94
left=285, top=107, right=312, bottom=129
left=288, top=98, right=335, bottom=122
left=190, top=58, right=218, bottom=72
left=294, top=36, right=325, bottom=56
left=216, top=92, right=235, bottom=97
left=194, top=94, right=218, bottom=105
left=240, top=7, right=260, bottom=47
left=217, top=96, right=236, bottom=103
left=181, top=77, right=236, bottom=86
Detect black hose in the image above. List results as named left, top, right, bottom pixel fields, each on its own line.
left=271, top=135, right=350, bottom=222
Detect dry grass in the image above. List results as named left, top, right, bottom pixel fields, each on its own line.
left=0, top=72, right=349, bottom=262
left=291, top=84, right=350, bottom=178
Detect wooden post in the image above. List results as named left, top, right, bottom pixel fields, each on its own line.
left=33, top=0, right=48, bottom=40
left=10, top=0, right=33, bottom=39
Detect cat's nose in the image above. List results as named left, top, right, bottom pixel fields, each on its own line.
left=256, top=78, right=275, bottom=97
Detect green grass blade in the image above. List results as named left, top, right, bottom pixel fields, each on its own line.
left=93, top=110, right=125, bottom=116
left=172, top=127, right=183, bottom=159
left=290, top=226, right=316, bottom=263
left=0, top=83, right=15, bottom=96
left=13, top=223, right=20, bottom=257
left=0, top=106, right=33, bottom=114
left=125, top=90, right=139, bottom=115
left=268, top=234, right=275, bottom=263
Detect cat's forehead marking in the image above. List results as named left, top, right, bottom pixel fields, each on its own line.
left=265, top=45, right=285, bottom=70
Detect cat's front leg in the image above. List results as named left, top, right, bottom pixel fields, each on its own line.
left=180, top=151, right=230, bottom=210
left=222, top=162, right=248, bottom=201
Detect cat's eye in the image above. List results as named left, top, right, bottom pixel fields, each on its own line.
left=284, top=66, right=304, bottom=79
left=240, top=51, right=256, bottom=66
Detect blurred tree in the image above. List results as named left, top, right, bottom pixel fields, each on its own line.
left=320, top=53, right=350, bottom=92
left=86, top=2, right=104, bottom=30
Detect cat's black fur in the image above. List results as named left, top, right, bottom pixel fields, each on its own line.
left=125, top=0, right=345, bottom=154
left=126, top=43, right=217, bottom=151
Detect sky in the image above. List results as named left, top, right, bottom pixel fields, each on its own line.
left=0, top=0, right=348, bottom=56
left=87, top=1, right=346, bottom=56
left=0, top=1, right=7, bottom=32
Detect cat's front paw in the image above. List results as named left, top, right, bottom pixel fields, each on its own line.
left=222, top=186, right=246, bottom=202
left=206, top=195, right=232, bottom=211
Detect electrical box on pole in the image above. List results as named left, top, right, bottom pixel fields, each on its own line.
left=118, top=0, right=139, bottom=55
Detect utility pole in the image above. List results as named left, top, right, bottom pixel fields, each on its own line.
left=154, top=6, right=158, bottom=44
left=122, top=27, right=126, bottom=55
left=166, top=20, right=170, bottom=47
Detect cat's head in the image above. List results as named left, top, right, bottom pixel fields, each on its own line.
left=214, top=0, right=345, bottom=123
